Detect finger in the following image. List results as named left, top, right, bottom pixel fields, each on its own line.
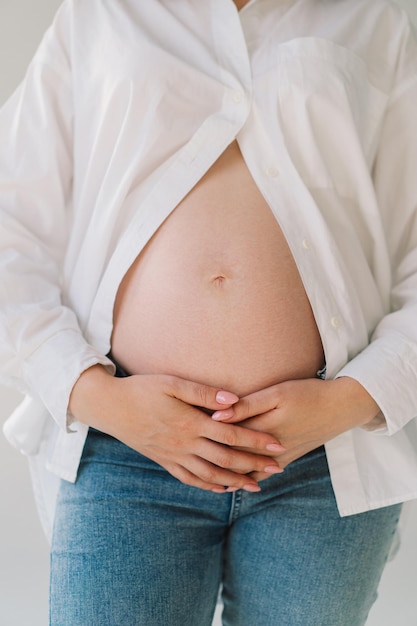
left=211, top=386, right=281, bottom=423
left=203, top=420, right=285, bottom=453
left=249, top=470, right=277, bottom=482
left=167, top=459, right=262, bottom=493
left=165, top=376, right=239, bottom=410
left=197, top=439, right=284, bottom=475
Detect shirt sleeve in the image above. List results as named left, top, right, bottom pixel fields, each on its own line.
left=336, top=17, right=417, bottom=436
left=0, top=1, right=114, bottom=431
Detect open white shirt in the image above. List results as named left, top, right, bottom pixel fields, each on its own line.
left=1, top=0, right=417, bottom=538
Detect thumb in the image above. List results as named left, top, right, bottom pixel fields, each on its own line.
left=211, top=386, right=279, bottom=423
left=167, top=376, right=239, bottom=411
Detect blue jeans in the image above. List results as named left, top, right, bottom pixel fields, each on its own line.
left=50, top=429, right=401, bottom=626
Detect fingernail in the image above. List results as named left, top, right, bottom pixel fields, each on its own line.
left=264, top=465, right=284, bottom=474
left=266, top=443, right=286, bottom=452
left=243, top=484, right=261, bottom=493
left=216, top=391, right=239, bottom=404
left=226, top=486, right=240, bottom=493
left=212, top=409, right=234, bottom=421
left=212, top=487, right=226, bottom=493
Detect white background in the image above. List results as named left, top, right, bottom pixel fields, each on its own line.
left=1, top=1, right=416, bottom=625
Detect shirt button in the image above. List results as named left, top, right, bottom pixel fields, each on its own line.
left=266, top=166, right=279, bottom=178
left=302, top=239, right=311, bottom=250
left=232, top=90, right=243, bottom=103
left=331, top=316, right=343, bottom=329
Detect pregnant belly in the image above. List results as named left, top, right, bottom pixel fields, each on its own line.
left=111, top=142, right=324, bottom=396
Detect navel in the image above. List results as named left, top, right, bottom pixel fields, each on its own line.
left=211, top=274, right=228, bottom=288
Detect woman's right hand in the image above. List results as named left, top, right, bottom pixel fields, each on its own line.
left=68, top=365, right=284, bottom=493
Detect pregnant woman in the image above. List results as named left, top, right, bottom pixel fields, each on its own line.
left=1, top=0, right=417, bottom=624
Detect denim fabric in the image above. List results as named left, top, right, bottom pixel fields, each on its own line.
left=50, top=430, right=401, bottom=626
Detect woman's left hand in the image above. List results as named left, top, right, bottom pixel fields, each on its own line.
left=211, top=377, right=381, bottom=481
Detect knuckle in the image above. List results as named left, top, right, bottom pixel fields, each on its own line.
left=170, top=435, right=183, bottom=451
left=199, top=465, right=217, bottom=483
left=252, top=433, right=268, bottom=449
left=237, top=397, right=254, bottom=420
left=196, top=384, right=210, bottom=408
left=161, top=374, right=179, bottom=395
left=241, top=398, right=253, bottom=417
left=221, top=427, right=238, bottom=447
left=175, top=467, right=194, bottom=487
left=213, top=450, right=233, bottom=469
left=200, top=483, right=215, bottom=492
left=246, top=429, right=268, bottom=449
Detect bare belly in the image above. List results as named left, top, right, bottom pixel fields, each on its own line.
left=111, top=142, right=324, bottom=396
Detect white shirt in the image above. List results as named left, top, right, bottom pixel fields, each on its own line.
left=1, top=0, right=417, bottom=538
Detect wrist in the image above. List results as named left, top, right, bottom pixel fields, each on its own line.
left=333, top=376, right=381, bottom=428
left=69, top=364, right=117, bottom=431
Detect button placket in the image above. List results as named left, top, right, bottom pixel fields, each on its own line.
left=265, top=165, right=279, bottom=178
left=331, top=316, right=343, bottom=329
left=232, top=90, right=243, bottom=103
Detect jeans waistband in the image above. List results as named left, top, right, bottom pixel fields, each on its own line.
left=107, top=352, right=131, bottom=378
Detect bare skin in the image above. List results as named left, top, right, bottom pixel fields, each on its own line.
left=111, top=142, right=324, bottom=394
left=212, top=377, right=381, bottom=482
left=70, top=139, right=380, bottom=494
left=233, top=0, right=250, bottom=9
left=69, top=1, right=381, bottom=487
left=69, top=365, right=285, bottom=493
